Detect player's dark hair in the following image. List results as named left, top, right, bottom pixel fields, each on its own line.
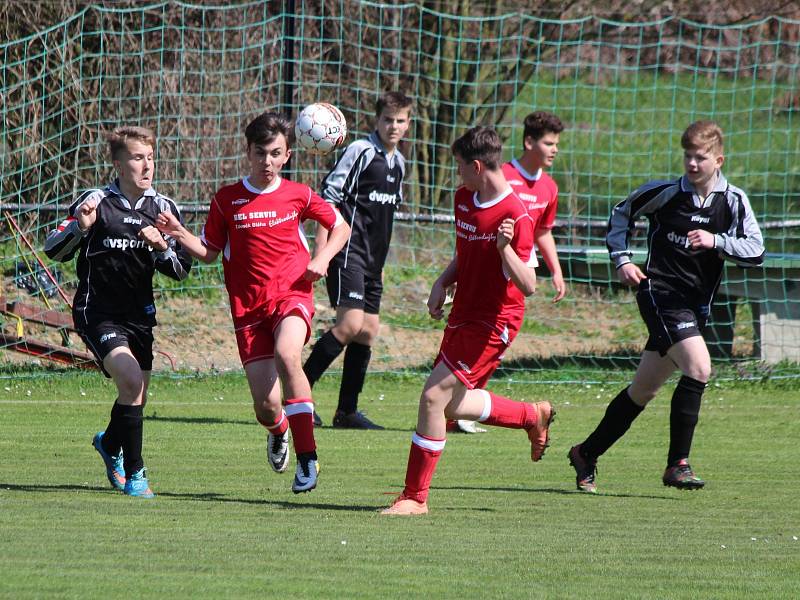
left=107, top=126, right=156, bottom=160
left=245, top=112, right=293, bottom=147
left=522, top=111, right=564, bottom=143
left=375, top=91, right=413, bottom=118
left=451, top=126, right=503, bottom=170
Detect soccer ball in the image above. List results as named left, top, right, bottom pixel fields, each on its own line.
left=294, top=103, right=347, bottom=155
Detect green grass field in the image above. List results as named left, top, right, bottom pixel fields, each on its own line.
left=1, top=370, right=797, bottom=598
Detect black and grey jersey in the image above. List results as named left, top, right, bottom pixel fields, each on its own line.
left=321, top=131, right=405, bottom=277
left=44, top=180, right=193, bottom=327
left=607, top=173, right=764, bottom=307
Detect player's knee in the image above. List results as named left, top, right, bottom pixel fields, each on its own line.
left=628, top=384, right=658, bottom=405
left=115, top=373, right=144, bottom=403
left=683, top=363, right=711, bottom=383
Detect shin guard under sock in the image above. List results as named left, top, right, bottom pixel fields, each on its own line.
left=337, top=342, right=372, bottom=414
left=303, top=330, right=345, bottom=387
left=119, top=404, right=144, bottom=475
left=285, top=398, right=316, bottom=454
left=402, top=433, right=445, bottom=503
left=667, top=375, right=706, bottom=466
left=581, top=387, right=644, bottom=459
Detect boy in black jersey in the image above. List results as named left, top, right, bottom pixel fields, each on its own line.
left=568, top=121, right=764, bottom=493
left=44, top=126, right=192, bottom=498
left=303, top=91, right=413, bottom=429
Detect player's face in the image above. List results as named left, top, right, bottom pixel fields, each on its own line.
left=523, top=131, right=559, bottom=169
left=114, top=140, right=155, bottom=195
left=683, top=146, right=723, bottom=190
left=454, top=154, right=479, bottom=191
left=375, top=108, right=411, bottom=152
left=247, top=134, right=292, bottom=189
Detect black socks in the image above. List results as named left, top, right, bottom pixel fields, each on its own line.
left=119, top=404, right=144, bottom=476
left=303, top=330, right=345, bottom=387
left=581, top=387, right=644, bottom=460
left=667, top=375, right=706, bottom=466
left=337, top=342, right=372, bottom=414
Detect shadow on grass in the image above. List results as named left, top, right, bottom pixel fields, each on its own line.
left=145, top=414, right=253, bottom=426
left=432, top=484, right=680, bottom=501
left=144, top=414, right=416, bottom=434
left=0, top=482, right=380, bottom=511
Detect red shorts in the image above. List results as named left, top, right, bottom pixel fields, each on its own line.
left=234, top=294, right=314, bottom=365
left=434, top=320, right=519, bottom=389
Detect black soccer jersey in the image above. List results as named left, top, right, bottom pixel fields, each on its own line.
left=44, top=180, right=193, bottom=327
left=320, top=131, right=405, bottom=278
left=606, top=173, right=764, bottom=307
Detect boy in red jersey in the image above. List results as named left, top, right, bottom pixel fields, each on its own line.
left=156, top=112, right=350, bottom=493
left=450, top=112, right=567, bottom=435
left=502, top=111, right=566, bottom=303
left=381, top=126, right=554, bottom=516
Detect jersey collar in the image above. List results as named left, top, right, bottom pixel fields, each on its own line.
left=107, top=179, right=156, bottom=209
left=679, top=172, right=729, bottom=194
left=243, top=176, right=282, bottom=195
left=472, top=186, right=513, bottom=209
left=510, top=158, right=542, bottom=181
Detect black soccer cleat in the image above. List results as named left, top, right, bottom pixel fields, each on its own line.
left=332, top=410, right=385, bottom=430
left=568, top=444, right=598, bottom=494
left=662, top=459, right=705, bottom=490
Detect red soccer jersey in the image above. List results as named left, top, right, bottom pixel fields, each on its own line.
left=502, top=159, right=558, bottom=232
left=448, top=186, right=535, bottom=329
left=202, top=176, right=341, bottom=328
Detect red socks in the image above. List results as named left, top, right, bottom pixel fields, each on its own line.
left=402, top=433, right=446, bottom=503
left=285, top=397, right=316, bottom=454
left=480, top=391, right=536, bottom=429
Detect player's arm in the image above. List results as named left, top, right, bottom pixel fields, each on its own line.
left=147, top=201, right=193, bottom=281
left=428, top=256, right=458, bottom=320
left=498, top=218, right=536, bottom=297
left=608, top=180, right=675, bottom=286
left=155, top=211, right=220, bottom=264
left=704, top=189, right=765, bottom=267
left=44, top=190, right=101, bottom=262
left=312, top=222, right=331, bottom=258
left=306, top=219, right=349, bottom=281
left=535, top=228, right=566, bottom=302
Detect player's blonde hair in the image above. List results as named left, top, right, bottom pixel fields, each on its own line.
left=107, top=126, right=156, bottom=160
left=681, top=120, right=724, bottom=155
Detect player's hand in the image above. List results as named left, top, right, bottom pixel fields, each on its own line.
left=155, top=211, right=182, bottom=237
left=496, top=218, right=515, bottom=250
left=304, top=257, right=327, bottom=282
left=551, top=272, right=567, bottom=303
left=617, top=262, right=647, bottom=286
left=687, top=229, right=715, bottom=250
left=138, top=225, right=169, bottom=251
left=427, top=280, right=447, bottom=320
left=76, top=199, right=98, bottom=232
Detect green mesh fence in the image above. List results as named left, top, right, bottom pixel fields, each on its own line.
left=2, top=2, right=799, bottom=380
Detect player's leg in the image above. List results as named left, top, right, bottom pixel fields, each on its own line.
left=382, top=362, right=462, bottom=516
left=334, top=307, right=382, bottom=429
left=445, top=386, right=554, bottom=462
left=274, top=314, right=319, bottom=493
left=303, top=265, right=366, bottom=425
left=662, top=334, right=711, bottom=489
left=569, top=350, right=675, bottom=493
left=243, top=358, right=290, bottom=473
left=103, top=346, right=154, bottom=498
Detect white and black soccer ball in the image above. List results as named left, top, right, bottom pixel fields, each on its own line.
left=294, top=102, right=347, bottom=156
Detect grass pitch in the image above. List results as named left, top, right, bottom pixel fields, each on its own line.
left=0, top=371, right=797, bottom=599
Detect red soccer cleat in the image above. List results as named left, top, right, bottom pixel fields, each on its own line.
left=526, top=401, right=555, bottom=462
left=380, top=494, right=429, bottom=516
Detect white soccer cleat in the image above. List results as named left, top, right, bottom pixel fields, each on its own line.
left=267, top=430, right=290, bottom=473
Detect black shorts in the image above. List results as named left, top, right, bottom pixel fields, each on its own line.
left=78, top=319, right=154, bottom=376
left=325, top=265, right=383, bottom=314
left=636, top=288, right=708, bottom=356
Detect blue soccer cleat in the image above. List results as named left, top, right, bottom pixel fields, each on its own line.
left=124, top=467, right=155, bottom=499
left=92, top=431, right=126, bottom=491
left=292, top=454, right=319, bottom=494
